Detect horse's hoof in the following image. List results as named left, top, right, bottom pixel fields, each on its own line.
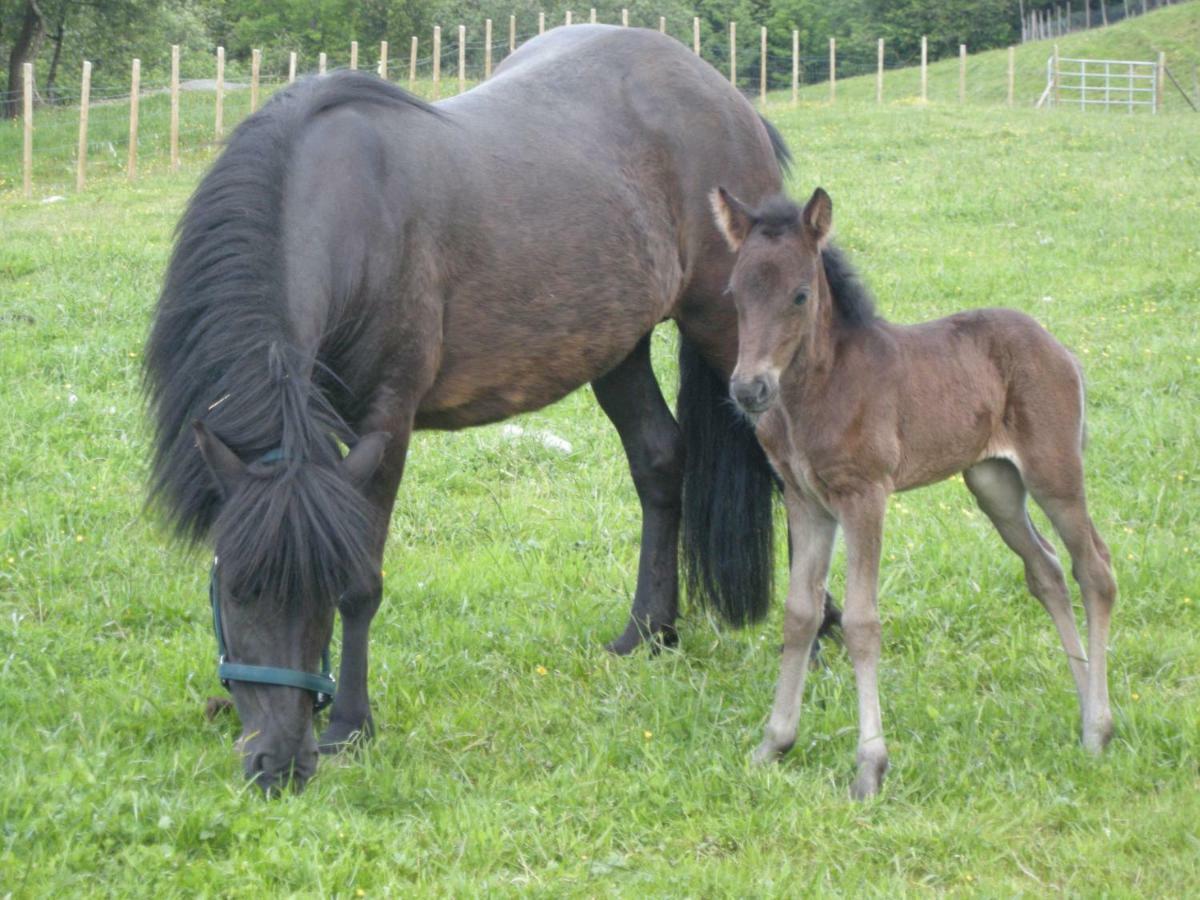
left=751, top=739, right=791, bottom=766
left=605, top=621, right=678, bottom=656
left=318, top=716, right=375, bottom=755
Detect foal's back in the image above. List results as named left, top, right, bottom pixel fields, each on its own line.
left=896, top=307, right=1084, bottom=489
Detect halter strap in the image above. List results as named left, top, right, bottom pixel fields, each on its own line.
left=209, top=558, right=335, bottom=711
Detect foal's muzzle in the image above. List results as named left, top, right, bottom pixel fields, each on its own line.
left=730, top=373, right=779, bottom=416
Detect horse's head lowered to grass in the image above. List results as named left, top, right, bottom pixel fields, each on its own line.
left=192, top=418, right=387, bottom=792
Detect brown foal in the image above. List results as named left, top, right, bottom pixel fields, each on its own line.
left=712, top=186, right=1116, bottom=798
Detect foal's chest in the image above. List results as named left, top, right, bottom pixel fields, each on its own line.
left=755, top=410, right=830, bottom=508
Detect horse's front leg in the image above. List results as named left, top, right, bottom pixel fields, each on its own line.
left=753, top=489, right=837, bottom=762
left=833, top=487, right=889, bottom=799
left=319, top=426, right=412, bottom=753
left=591, top=334, right=684, bottom=654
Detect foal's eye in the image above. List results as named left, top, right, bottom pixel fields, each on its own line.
left=794, top=290, right=809, bottom=306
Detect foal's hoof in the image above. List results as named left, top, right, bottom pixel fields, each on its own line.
left=850, top=753, right=889, bottom=800
left=1082, top=715, right=1114, bottom=755
left=318, top=716, right=375, bottom=755
left=605, top=620, right=678, bottom=656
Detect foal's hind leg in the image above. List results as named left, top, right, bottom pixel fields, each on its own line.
left=964, top=459, right=1089, bottom=707
left=592, top=334, right=684, bottom=654
left=1024, top=464, right=1116, bottom=754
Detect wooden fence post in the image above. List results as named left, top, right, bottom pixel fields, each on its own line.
left=510, top=15, right=516, bottom=52
left=566, top=10, right=572, bottom=25
left=622, top=8, right=629, bottom=27
left=539, top=11, right=545, bottom=34
left=829, top=37, right=836, bottom=103
left=730, top=22, right=736, bottom=86
left=127, top=58, right=140, bottom=182
left=485, top=20, right=493, bottom=78
left=215, top=46, right=225, bottom=139
left=379, top=40, right=388, bottom=79
left=22, top=62, right=32, bottom=198
left=458, top=25, right=465, bottom=93
left=77, top=60, right=92, bottom=190
left=350, top=41, right=358, bottom=70
left=319, top=51, right=326, bottom=75
left=1007, top=46, right=1015, bottom=107
left=433, top=26, right=441, bottom=99
left=920, top=35, right=928, bottom=102
left=591, top=9, right=597, bottom=24
left=959, top=43, right=966, bottom=103
left=410, top=37, right=418, bottom=89
left=694, top=17, right=700, bottom=55
left=289, top=51, right=297, bottom=83
left=793, top=30, right=800, bottom=105
left=660, top=16, right=666, bottom=33
left=760, top=27, right=768, bottom=105
left=250, top=48, right=260, bottom=113
left=171, top=47, right=182, bottom=168
left=877, top=38, right=884, bottom=104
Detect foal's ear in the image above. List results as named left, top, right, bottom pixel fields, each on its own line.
left=192, top=420, right=246, bottom=497
left=341, top=431, right=390, bottom=488
left=802, top=187, right=833, bottom=243
left=710, top=187, right=755, bottom=252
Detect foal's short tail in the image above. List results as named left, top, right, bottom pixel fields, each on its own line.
left=677, top=336, right=775, bottom=627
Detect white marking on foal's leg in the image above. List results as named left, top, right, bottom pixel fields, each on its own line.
left=754, top=493, right=837, bottom=765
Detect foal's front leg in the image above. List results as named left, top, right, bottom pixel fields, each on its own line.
left=835, top=488, right=889, bottom=799
left=753, top=490, right=837, bottom=763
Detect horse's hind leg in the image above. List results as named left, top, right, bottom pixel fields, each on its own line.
left=964, top=459, right=1089, bottom=707
left=1024, top=462, right=1116, bottom=754
left=592, top=334, right=684, bottom=654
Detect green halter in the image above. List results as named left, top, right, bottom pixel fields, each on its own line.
left=209, top=557, right=336, bottom=711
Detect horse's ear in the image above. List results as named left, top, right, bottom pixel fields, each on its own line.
left=710, top=187, right=755, bottom=252
left=342, top=431, right=390, bottom=488
left=802, top=187, right=833, bottom=243
left=192, top=420, right=246, bottom=497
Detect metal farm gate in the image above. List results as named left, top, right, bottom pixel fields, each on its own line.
left=1037, top=54, right=1161, bottom=112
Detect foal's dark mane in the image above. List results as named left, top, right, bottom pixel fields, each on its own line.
left=820, top=243, right=877, bottom=329
left=144, top=72, right=436, bottom=605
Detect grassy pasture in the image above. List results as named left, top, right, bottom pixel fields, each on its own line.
left=2, top=11, right=1200, bottom=898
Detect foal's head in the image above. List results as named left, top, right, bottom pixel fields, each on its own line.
left=711, top=186, right=833, bottom=417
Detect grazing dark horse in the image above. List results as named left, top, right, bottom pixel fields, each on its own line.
left=712, top=186, right=1116, bottom=798
left=145, top=25, right=835, bottom=792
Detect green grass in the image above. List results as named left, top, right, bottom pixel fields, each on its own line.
left=3, top=12, right=1200, bottom=899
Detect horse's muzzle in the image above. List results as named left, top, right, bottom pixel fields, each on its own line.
left=730, top=373, right=779, bottom=416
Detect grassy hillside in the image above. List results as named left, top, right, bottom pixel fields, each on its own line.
left=781, top=1, right=1200, bottom=107
left=2, top=12, right=1199, bottom=898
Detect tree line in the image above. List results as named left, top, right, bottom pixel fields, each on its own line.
left=2, top=0, right=1054, bottom=116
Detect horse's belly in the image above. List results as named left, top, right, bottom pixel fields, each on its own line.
left=414, top=310, right=660, bottom=430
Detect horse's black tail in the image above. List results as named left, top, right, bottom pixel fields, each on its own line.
left=677, top=336, right=776, bottom=627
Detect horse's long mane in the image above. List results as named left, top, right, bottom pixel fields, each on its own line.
left=144, top=72, right=433, bottom=604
